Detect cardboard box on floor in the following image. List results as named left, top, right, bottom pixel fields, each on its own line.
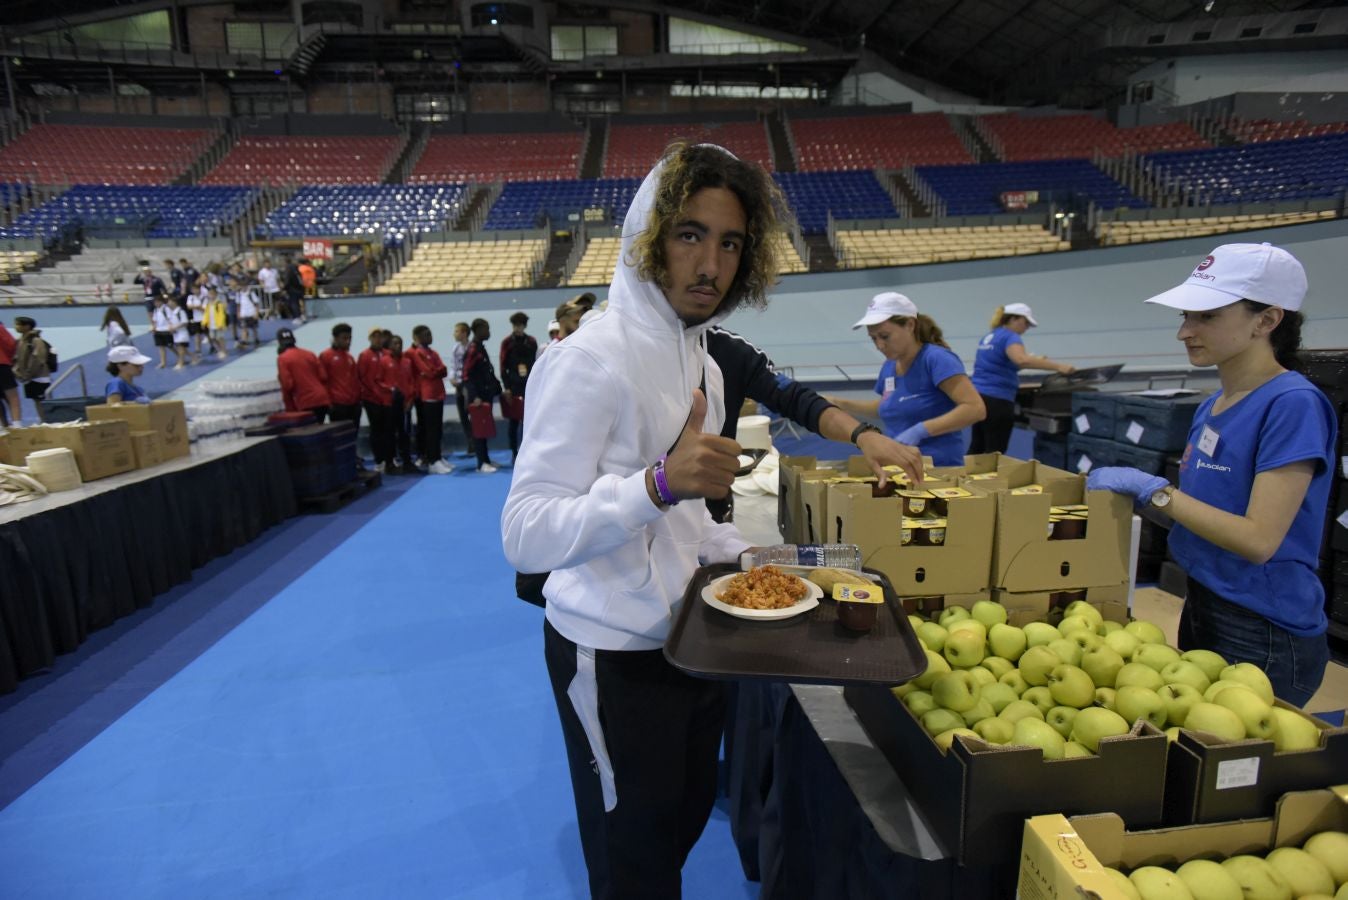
left=845, top=684, right=1168, bottom=866
left=1163, top=700, right=1348, bottom=826
left=86, top=400, right=189, bottom=461
left=129, top=430, right=164, bottom=469
left=0, top=430, right=9, bottom=466
left=777, top=453, right=932, bottom=546
left=992, top=582, right=1131, bottom=628
left=1018, top=786, right=1348, bottom=900
left=4, top=421, right=135, bottom=481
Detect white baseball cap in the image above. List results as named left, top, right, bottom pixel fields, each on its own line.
left=1003, top=302, right=1038, bottom=326
left=852, top=292, right=919, bottom=330
left=108, top=345, right=152, bottom=366
left=1145, top=242, right=1308, bottom=312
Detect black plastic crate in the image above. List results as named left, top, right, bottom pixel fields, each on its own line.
left=1298, top=349, right=1348, bottom=390
left=1112, top=394, right=1207, bottom=452
left=1111, top=440, right=1170, bottom=476
left=1066, top=433, right=1121, bottom=475
left=1069, top=391, right=1120, bottom=438
left=1033, top=433, right=1068, bottom=470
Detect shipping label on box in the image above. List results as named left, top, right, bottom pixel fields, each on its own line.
left=129, top=429, right=164, bottom=469
left=87, top=400, right=189, bottom=460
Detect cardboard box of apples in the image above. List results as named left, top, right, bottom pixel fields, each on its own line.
left=845, top=596, right=1346, bottom=866
left=1018, top=785, right=1348, bottom=900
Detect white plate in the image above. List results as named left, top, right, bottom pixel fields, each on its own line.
left=701, top=572, right=822, bottom=621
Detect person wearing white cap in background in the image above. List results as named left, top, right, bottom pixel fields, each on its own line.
left=104, top=345, right=153, bottom=405
left=969, top=302, right=1075, bottom=454
left=1088, top=243, right=1336, bottom=706
left=826, top=291, right=985, bottom=466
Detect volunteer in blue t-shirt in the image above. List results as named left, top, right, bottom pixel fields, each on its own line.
left=969, top=302, right=1075, bottom=454
left=827, top=292, right=985, bottom=466
left=1088, top=243, right=1335, bottom=707
left=104, top=344, right=152, bottom=405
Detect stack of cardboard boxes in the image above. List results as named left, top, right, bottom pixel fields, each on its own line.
left=0, top=401, right=189, bottom=483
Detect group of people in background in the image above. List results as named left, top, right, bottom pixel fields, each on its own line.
left=0, top=317, right=56, bottom=427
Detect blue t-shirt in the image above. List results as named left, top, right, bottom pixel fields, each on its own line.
left=1169, top=371, right=1337, bottom=636
left=874, top=343, right=968, bottom=466
left=970, top=327, right=1024, bottom=402
left=105, top=377, right=148, bottom=404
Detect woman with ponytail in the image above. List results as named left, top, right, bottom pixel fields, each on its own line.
left=1087, top=243, right=1336, bottom=706
left=827, top=291, right=984, bottom=466
left=969, top=302, right=1074, bottom=453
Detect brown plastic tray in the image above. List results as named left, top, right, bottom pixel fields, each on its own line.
left=663, top=563, right=928, bottom=686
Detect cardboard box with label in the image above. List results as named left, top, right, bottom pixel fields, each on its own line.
left=129, top=430, right=164, bottom=469
left=4, top=422, right=135, bottom=481
left=778, top=454, right=932, bottom=546
left=1018, top=786, right=1348, bottom=900
left=1163, top=700, right=1348, bottom=826
left=991, top=582, right=1131, bottom=628
left=845, top=684, right=1168, bottom=866
left=86, top=400, right=189, bottom=461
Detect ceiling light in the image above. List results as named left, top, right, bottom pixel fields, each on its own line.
left=1203, top=1, right=1214, bottom=11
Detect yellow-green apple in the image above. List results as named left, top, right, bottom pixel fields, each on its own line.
left=903, top=690, right=936, bottom=716
left=1000, top=670, right=1030, bottom=695
left=1176, top=858, right=1243, bottom=900
left=1104, top=629, right=1142, bottom=660
left=1266, top=847, right=1334, bottom=898
left=998, top=699, right=1045, bottom=724
left=1115, top=662, right=1165, bottom=692
left=913, top=648, right=951, bottom=689
left=921, top=708, right=965, bottom=736
left=1094, top=687, right=1118, bottom=710
left=1068, top=630, right=1105, bottom=653
left=1132, top=642, right=1182, bottom=672
left=973, top=716, right=1015, bottom=744
left=1271, top=707, right=1322, bottom=751
left=960, top=698, right=995, bottom=727
left=1165, top=726, right=1182, bottom=743
left=988, top=623, right=1028, bottom=662
left=1115, top=685, right=1167, bottom=729
left=1048, top=638, right=1083, bottom=666
left=1104, top=867, right=1142, bottom=899
left=1023, top=621, right=1061, bottom=648
left=1081, top=645, right=1127, bottom=689
left=1021, top=686, right=1056, bottom=716
left=916, top=621, right=948, bottom=652
left=892, top=683, right=915, bottom=700
left=1221, top=855, right=1293, bottom=900
left=1130, top=866, right=1196, bottom=900
left=1204, top=680, right=1255, bottom=703
left=938, top=605, right=971, bottom=627
left=980, top=655, right=1015, bottom=680
left=1064, top=600, right=1104, bottom=627
left=979, top=682, right=1020, bottom=715
left=908, top=614, right=925, bottom=630
left=1158, top=683, right=1203, bottom=727
left=1047, top=664, right=1096, bottom=708
left=1070, top=707, right=1131, bottom=752
left=1057, top=615, right=1096, bottom=637
left=1218, top=663, right=1275, bottom=705
left=970, top=599, right=1008, bottom=629
left=1064, top=740, right=1093, bottom=759
left=947, top=618, right=987, bottom=642
left=1046, top=705, right=1079, bottom=739
left=933, top=727, right=981, bottom=753
left=1160, top=660, right=1212, bottom=693
left=1018, top=645, right=1061, bottom=685
left=1183, top=703, right=1246, bottom=743
left=967, top=666, right=997, bottom=689
left=1303, top=831, right=1348, bottom=886
left=932, top=670, right=982, bottom=712
left=1011, top=716, right=1066, bottom=759
left=1097, top=620, right=1124, bottom=636
left=1212, top=688, right=1277, bottom=740
left=1124, top=619, right=1167, bottom=645
left=943, top=629, right=986, bottom=668
left=1181, top=649, right=1228, bottom=684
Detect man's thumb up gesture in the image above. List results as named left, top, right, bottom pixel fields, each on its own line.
left=662, top=389, right=741, bottom=501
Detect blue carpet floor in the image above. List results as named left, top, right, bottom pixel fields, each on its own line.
left=0, top=454, right=756, bottom=899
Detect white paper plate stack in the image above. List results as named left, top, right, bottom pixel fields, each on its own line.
left=0, top=463, right=51, bottom=505
left=26, top=447, right=83, bottom=492
left=731, top=445, right=781, bottom=497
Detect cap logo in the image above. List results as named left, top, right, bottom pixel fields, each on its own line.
left=1191, top=254, right=1218, bottom=282
left=1196, top=255, right=1215, bottom=271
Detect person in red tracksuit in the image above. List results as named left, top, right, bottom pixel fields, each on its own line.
left=320, top=322, right=362, bottom=431
left=381, top=334, right=418, bottom=474
left=358, top=327, right=394, bottom=471
left=275, top=327, right=330, bottom=422
left=408, top=324, right=454, bottom=475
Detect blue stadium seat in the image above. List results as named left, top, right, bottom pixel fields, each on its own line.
left=772, top=171, right=898, bottom=234
left=483, top=179, right=641, bottom=231
left=0, top=184, right=256, bottom=240
left=255, top=184, right=470, bottom=246
left=914, top=159, right=1146, bottom=215
left=1143, top=134, right=1348, bottom=204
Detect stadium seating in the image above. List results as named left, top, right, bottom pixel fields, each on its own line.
left=975, top=114, right=1207, bottom=161
left=1231, top=118, right=1348, bottom=143
left=0, top=241, right=234, bottom=305
left=0, top=249, right=40, bottom=279
left=834, top=224, right=1067, bottom=268
left=0, top=124, right=214, bottom=185
left=1143, top=134, right=1348, bottom=204
left=790, top=112, right=972, bottom=171
left=202, top=135, right=402, bottom=186
left=1116, top=121, right=1209, bottom=155
left=410, top=132, right=584, bottom=183
left=1096, top=209, right=1336, bottom=246
left=483, top=178, right=640, bottom=231
left=772, top=170, right=898, bottom=234
left=913, top=160, right=1145, bottom=215
left=375, top=238, right=548, bottom=294
left=1, top=184, right=255, bottom=241
left=563, top=231, right=806, bottom=287
left=256, top=184, right=469, bottom=246
left=604, top=121, right=774, bottom=178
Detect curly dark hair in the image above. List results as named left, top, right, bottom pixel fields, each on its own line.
left=630, top=142, right=793, bottom=314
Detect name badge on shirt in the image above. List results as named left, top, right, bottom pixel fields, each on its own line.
left=1197, top=424, right=1220, bottom=457
left=884, top=376, right=896, bottom=394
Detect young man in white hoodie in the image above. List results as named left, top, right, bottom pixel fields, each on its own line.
left=502, top=143, right=788, bottom=897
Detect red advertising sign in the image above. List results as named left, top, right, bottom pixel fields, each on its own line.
left=302, top=238, right=333, bottom=260
left=999, top=190, right=1040, bottom=211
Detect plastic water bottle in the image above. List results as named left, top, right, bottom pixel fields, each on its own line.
left=739, top=544, right=863, bottom=570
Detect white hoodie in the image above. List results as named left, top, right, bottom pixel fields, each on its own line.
left=500, top=149, right=750, bottom=651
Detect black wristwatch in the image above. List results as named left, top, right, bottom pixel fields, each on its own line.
left=850, top=422, right=881, bottom=445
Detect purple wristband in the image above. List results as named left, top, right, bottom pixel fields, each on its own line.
left=653, top=455, right=680, bottom=506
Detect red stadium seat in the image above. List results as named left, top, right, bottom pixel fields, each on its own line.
left=201, top=135, right=403, bottom=186
left=410, top=132, right=583, bottom=183
left=790, top=112, right=972, bottom=171
left=0, top=124, right=214, bottom=185
left=603, top=121, right=774, bottom=178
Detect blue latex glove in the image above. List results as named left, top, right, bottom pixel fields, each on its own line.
left=895, top=421, right=929, bottom=446
left=1086, top=466, right=1169, bottom=506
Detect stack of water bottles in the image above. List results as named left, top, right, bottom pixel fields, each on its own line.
left=183, top=379, right=284, bottom=450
